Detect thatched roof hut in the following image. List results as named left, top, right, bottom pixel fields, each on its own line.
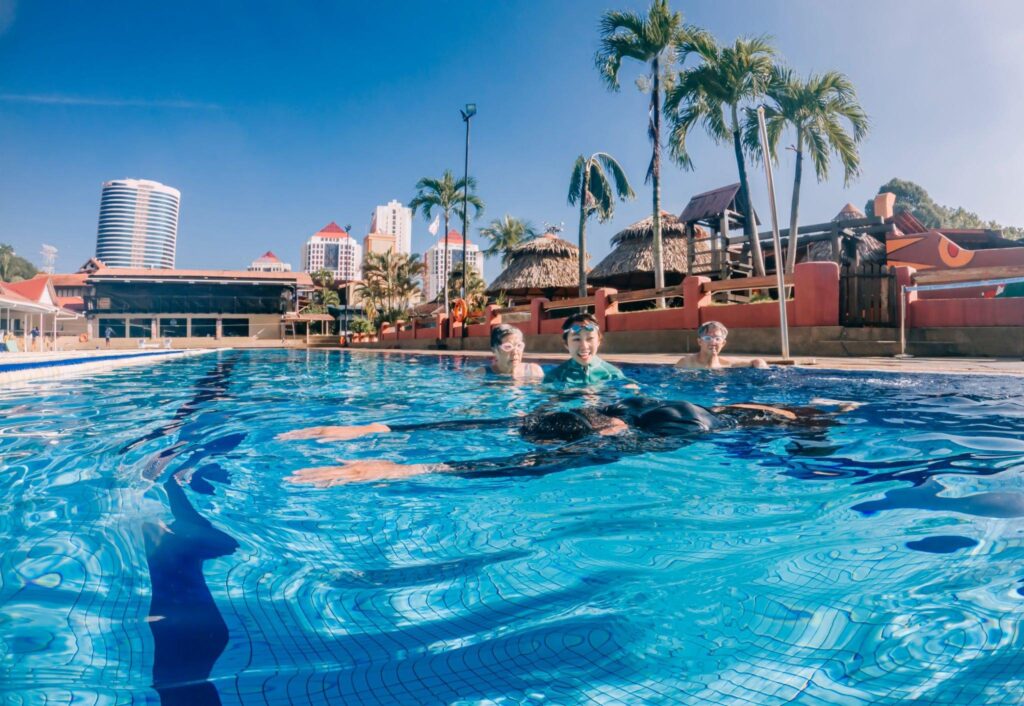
left=588, top=212, right=712, bottom=289
left=485, top=233, right=584, bottom=298
left=800, top=203, right=885, bottom=265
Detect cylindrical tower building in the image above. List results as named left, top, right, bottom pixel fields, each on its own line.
left=95, top=179, right=180, bottom=268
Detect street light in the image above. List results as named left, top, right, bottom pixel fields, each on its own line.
left=460, top=103, right=476, bottom=345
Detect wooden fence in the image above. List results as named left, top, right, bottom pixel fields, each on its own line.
left=840, top=263, right=896, bottom=326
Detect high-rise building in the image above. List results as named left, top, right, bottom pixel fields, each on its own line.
left=423, top=231, right=483, bottom=302
left=370, top=200, right=412, bottom=255
left=95, top=179, right=180, bottom=268
left=301, top=222, right=362, bottom=281
left=248, top=251, right=292, bottom=273
left=363, top=232, right=396, bottom=258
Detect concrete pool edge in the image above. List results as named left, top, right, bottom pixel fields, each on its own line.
left=0, top=348, right=225, bottom=385
left=325, top=347, right=1024, bottom=378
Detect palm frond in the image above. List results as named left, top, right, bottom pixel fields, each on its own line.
left=596, top=152, right=635, bottom=201
left=567, top=155, right=586, bottom=205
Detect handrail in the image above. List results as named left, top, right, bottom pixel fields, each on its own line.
left=609, top=285, right=681, bottom=304
left=543, top=296, right=594, bottom=310
left=702, top=274, right=794, bottom=294
left=492, top=304, right=531, bottom=314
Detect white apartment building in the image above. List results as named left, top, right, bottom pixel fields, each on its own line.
left=248, top=251, right=292, bottom=273
left=423, top=230, right=483, bottom=302
left=301, top=222, right=362, bottom=281
left=370, top=200, right=412, bottom=255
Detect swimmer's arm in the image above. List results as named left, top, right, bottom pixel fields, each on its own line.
left=526, top=363, right=545, bottom=378
left=287, top=460, right=451, bottom=486
left=277, top=416, right=520, bottom=442
left=674, top=355, right=695, bottom=369
left=749, top=358, right=769, bottom=369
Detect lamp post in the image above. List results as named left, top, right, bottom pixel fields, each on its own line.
left=460, top=103, right=476, bottom=343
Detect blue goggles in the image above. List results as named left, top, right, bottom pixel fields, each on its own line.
left=567, top=322, right=599, bottom=335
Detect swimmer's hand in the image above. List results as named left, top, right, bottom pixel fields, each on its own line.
left=277, top=423, right=391, bottom=442
left=287, top=460, right=437, bottom=486
left=597, top=418, right=630, bottom=436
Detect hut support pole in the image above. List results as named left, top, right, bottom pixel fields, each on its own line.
left=686, top=223, right=694, bottom=276
left=720, top=210, right=730, bottom=278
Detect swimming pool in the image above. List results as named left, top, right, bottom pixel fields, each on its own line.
left=2, top=349, right=1023, bottom=705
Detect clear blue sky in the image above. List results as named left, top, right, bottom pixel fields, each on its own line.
left=1, top=0, right=1022, bottom=279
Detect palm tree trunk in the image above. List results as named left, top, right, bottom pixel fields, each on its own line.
left=651, top=59, right=665, bottom=296
left=786, top=131, right=803, bottom=275
left=731, top=106, right=766, bottom=277
left=578, top=167, right=591, bottom=298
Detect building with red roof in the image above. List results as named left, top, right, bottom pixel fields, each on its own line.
left=248, top=250, right=292, bottom=273
left=300, top=222, right=362, bottom=281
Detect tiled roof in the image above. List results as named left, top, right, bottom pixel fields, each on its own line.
left=50, top=273, right=90, bottom=287
left=317, top=222, right=349, bottom=238
left=0, top=282, right=35, bottom=304
left=3, top=276, right=49, bottom=302
left=256, top=251, right=281, bottom=262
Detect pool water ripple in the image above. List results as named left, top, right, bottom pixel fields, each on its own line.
left=2, top=350, right=1024, bottom=704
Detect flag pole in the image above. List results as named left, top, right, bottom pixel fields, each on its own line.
left=756, top=106, right=791, bottom=361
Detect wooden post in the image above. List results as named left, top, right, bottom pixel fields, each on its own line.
left=686, top=223, right=695, bottom=276
left=830, top=223, right=841, bottom=264
left=720, top=210, right=730, bottom=278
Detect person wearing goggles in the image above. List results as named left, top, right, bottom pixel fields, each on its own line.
left=477, top=324, right=544, bottom=380
left=542, top=313, right=628, bottom=386
left=675, top=321, right=768, bottom=370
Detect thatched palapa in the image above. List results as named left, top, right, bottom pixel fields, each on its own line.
left=486, top=233, right=584, bottom=299
left=803, top=203, right=885, bottom=265
left=588, top=212, right=712, bottom=290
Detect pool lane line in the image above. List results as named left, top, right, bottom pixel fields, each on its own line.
left=0, top=349, right=187, bottom=373
left=124, top=354, right=242, bottom=705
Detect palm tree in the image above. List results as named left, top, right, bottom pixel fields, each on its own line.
left=665, top=30, right=776, bottom=276
left=409, top=170, right=484, bottom=312
left=358, top=251, right=426, bottom=326
left=0, top=244, right=13, bottom=282
left=568, top=153, right=635, bottom=296
left=446, top=263, right=487, bottom=311
left=744, top=68, right=868, bottom=273
left=596, top=0, right=687, bottom=294
left=479, top=215, right=537, bottom=266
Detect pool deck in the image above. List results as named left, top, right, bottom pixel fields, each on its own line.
left=0, top=348, right=220, bottom=385
left=338, top=347, right=1024, bottom=377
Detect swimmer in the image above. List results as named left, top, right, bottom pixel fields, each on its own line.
left=474, top=324, right=544, bottom=380
left=282, top=397, right=849, bottom=486
left=543, top=313, right=629, bottom=386
left=675, top=321, right=768, bottom=370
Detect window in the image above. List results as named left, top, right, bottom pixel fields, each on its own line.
left=99, top=318, right=126, bottom=338
left=128, top=318, right=152, bottom=338
left=221, top=318, right=249, bottom=337
left=191, top=318, right=218, bottom=337
left=160, top=318, right=187, bottom=337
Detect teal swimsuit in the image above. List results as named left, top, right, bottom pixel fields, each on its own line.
left=542, top=356, right=626, bottom=386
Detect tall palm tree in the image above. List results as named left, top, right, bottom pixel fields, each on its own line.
left=409, top=170, right=484, bottom=312
left=479, top=215, right=537, bottom=266
left=744, top=68, right=868, bottom=273
left=665, top=30, right=776, bottom=276
left=596, top=0, right=687, bottom=294
left=568, top=153, right=635, bottom=296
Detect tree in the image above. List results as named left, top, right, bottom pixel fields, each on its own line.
left=409, top=170, right=484, bottom=312
left=479, top=215, right=537, bottom=267
left=357, top=251, right=426, bottom=327
left=596, top=0, right=687, bottom=294
left=0, top=244, right=39, bottom=282
left=446, top=262, right=487, bottom=311
left=746, top=68, right=868, bottom=273
left=568, top=153, right=635, bottom=296
left=306, top=268, right=339, bottom=313
left=665, top=30, right=776, bottom=276
left=865, top=178, right=1024, bottom=240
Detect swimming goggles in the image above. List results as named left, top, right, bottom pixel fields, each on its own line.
left=699, top=334, right=726, bottom=342
left=498, top=341, right=525, bottom=352
left=568, top=322, right=599, bottom=334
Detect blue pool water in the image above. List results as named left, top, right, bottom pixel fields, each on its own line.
left=2, top=349, right=1024, bottom=705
